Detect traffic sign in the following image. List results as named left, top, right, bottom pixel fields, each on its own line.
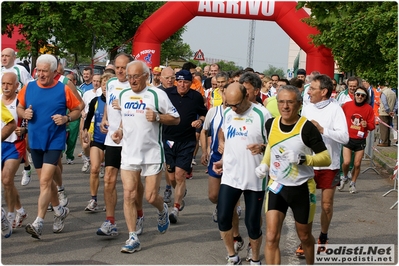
left=194, top=49, right=205, bottom=61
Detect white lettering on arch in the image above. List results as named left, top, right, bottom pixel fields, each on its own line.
left=197, top=1, right=275, bottom=16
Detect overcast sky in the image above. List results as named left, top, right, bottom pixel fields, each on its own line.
left=181, top=16, right=290, bottom=72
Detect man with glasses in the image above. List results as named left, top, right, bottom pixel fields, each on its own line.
left=212, top=82, right=271, bottom=265
left=256, top=85, right=331, bottom=264
left=96, top=53, right=134, bottom=238
left=163, top=70, right=207, bottom=224
left=111, top=60, right=180, bottom=253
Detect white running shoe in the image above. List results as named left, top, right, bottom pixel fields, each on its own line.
left=97, top=220, right=118, bottom=236
left=58, top=190, right=68, bottom=207
left=121, top=233, right=141, bottom=253
left=1, top=208, right=12, bottom=238
left=135, top=215, right=144, bottom=235
left=349, top=183, right=357, bottom=194
left=99, top=164, right=105, bottom=178
left=53, top=206, right=70, bottom=233
left=26, top=222, right=42, bottom=239
left=81, top=160, right=90, bottom=173
left=14, top=212, right=28, bottom=228
left=21, top=170, right=31, bottom=186
left=84, top=199, right=98, bottom=212
left=337, top=176, right=349, bottom=191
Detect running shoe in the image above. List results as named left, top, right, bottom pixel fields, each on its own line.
left=212, top=208, right=218, bottom=223
left=349, top=183, right=357, bottom=194
left=21, top=169, right=31, bottom=186
left=186, top=172, right=193, bottom=179
left=337, top=176, right=348, bottom=191
left=14, top=212, right=28, bottom=228
left=317, top=238, right=328, bottom=253
left=53, top=206, right=70, bottom=233
left=135, top=215, right=144, bottom=235
left=227, top=256, right=242, bottom=265
left=295, top=243, right=304, bottom=257
left=85, top=199, right=98, bottom=212
left=48, top=203, right=54, bottom=212
left=234, top=237, right=245, bottom=254
left=157, top=203, right=169, bottom=234
left=81, top=160, right=90, bottom=173
left=163, top=188, right=172, bottom=205
left=169, top=207, right=179, bottom=224
left=58, top=190, right=68, bottom=207
left=236, top=205, right=242, bottom=219
left=121, top=234, right=141, bottom=253
left=99, top=164, right=105, bottom=178
left=246, top=243, right=252, bottom=262
left=1, top=208, right=12, bottom=238
left=97, top=220, right=118, bottom=236
left=66, top=158, right=74, bottom=165
left=25, top=222, right=42, bottom=239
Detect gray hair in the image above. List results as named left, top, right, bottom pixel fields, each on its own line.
left=126, top=60, right=150, bottom=76
left=36, top=54, right=57, bottom=72
left=277, top=85, right=303, bottom=102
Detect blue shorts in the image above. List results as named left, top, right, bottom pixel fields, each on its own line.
left=2, top=140, right=26, bottom=169
left=207, top=152, right=222, bottom=178
left=30, top=149, right=62, bottom=169
left=164, top=140, right=196, bottom=173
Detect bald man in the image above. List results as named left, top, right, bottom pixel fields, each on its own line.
left=2, top=72, right=29, bottom=232
left=1, top=48, right=34, bottom=92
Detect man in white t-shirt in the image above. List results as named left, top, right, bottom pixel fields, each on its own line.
left=112, top=60, right=180, bottom=253
left=96, top=53, right=133, bottom=238
left=212, top=82, right=271, bottom=265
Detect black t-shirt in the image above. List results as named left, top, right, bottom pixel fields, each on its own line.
left=163, top=87, right=208, bottom=142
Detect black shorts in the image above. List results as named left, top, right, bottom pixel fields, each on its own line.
left=343, top=138, right=366, bottom=152
left=90, top=141, right=106, bottom=151
left=30, top=149, right=62, bottom=169
left=104, top=146, right=121, bottom=169
left=265, top=179, right=316, bottom=225
left=164, top=140, right=196, bottom=173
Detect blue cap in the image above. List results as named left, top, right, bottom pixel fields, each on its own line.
left=175, top=70, right=192, bottom=81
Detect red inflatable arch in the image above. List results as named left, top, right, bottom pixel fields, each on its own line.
left=132, top=1, right=334, bottom=77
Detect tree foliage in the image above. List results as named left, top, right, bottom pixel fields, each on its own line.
left=1, top=2, right=192, bottom=69
left=263, top=65, right=285, bottom=78
left=297, top=2, right=398, bottom=87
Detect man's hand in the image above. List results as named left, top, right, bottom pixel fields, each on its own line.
left=212, top=159, right=223, bottom=175
left=111, top=129, right=123, bottom=144
left=255, top=164, right=269, bottom=179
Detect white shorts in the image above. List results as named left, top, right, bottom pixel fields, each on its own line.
left=120, top=163, right=164, bottom=176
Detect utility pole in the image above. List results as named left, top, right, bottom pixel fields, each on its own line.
left=247, top=20, right=256, bottom=68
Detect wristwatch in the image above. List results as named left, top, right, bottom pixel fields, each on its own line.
left=66, top=115, right=71, bottom=122
left=298, top=154, right=306, bottom=165
left=156, top=113, right=160, bottom=122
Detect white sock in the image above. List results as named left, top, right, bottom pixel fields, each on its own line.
left=16, top=207, right=25, bottom=215
left=34, top=217, right=44, bottom=225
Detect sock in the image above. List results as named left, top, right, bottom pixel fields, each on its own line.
left=173, top=203, right=180, bottom=210
left=166, top=185, right=172, bottom=190
left=34, top=217, right=44, bottom=225
left=106, top=216, right=115, bottom=224
left=129, top=231, right=137, bottom=238
left=16, top=207, right=25, bottom=215
left=137, top=209, right=143, bottom=218
left=24, top=165, right=31, bottom=171
left=92, top=196, right=97, bottom=202
left=57, top=185, right=64, bottom=192
left=350, top=181, right=355, bottom=186
left=250, top=259, right=261, bottom=265
left=319, top=232, right=328, bottom=243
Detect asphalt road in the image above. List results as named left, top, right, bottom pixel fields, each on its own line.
left=1, top=148, right=398, bottom=265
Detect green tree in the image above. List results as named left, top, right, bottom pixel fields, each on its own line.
left=1, top=2, right=192, bottom=69
left=297, top=2, right=398, bottom=87
left=263, top=65, right=285, bottom=78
